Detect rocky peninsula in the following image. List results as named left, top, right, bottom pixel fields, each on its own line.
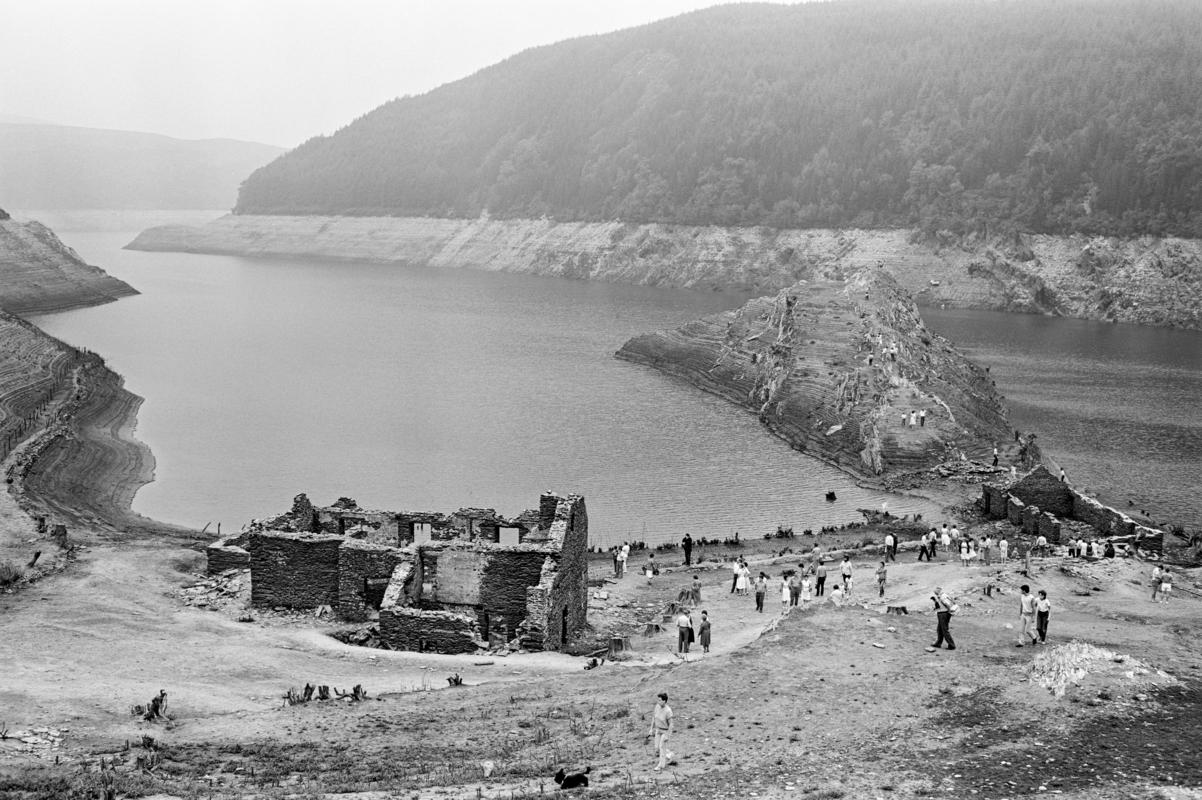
left=128, top=214, right=1202, bottom=329
left=0, top=214, right=137, bottom=314
left=618, top=269, right=1022, bottom=481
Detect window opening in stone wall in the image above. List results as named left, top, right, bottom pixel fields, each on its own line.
left=364, top=577, right=388, bottom=610
left=414, top=521, right=433, bottom=544
left=498, top=526, right=520, bottom=546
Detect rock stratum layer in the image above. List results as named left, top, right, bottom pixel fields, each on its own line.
left=0, top=217, right=137, bottom=314
left=617, top=270, right=1018, bottom=481
left=128, top=215, right=1202, bottom=329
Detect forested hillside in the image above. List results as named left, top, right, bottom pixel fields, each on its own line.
left=236, top=0, right=1202, bottom=238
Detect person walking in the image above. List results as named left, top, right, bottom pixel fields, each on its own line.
left=1035, top=590, right=1051, bottom=643
left=737, top=562, right=751, bottom=596
left=840, top=556, right=853, bottom=593
left=788, top=571, right=801, bottom=606
left=618, top=543, right=629, bottom=578
left=931, top=586, right=956, bottom=650
left=648, top=693, right=674, bottom=771
left=814, top=560, right=827, bottom=597
left=998, top=536, right=1009, bottom=563
left=875, top=561, right=888, bottom=598
left=730, top=558, right=741, bottom=594
left=1158, top=568, right=1173, bottom=603
left=992, top=444, right=999, bottom=467
left=754, top=573, right=768, bottom=612
left=1017, top=584, right=1038, bottom=646
left=681, top=533, right=694, bottom=566
left=941, top=527, right=951, bottom=560
left=690, top=575, right=702, bottom=605
left=698, top=611, right=711, bottom=653
left=612, top=546, right=620, bottom=578
left=884, top=532, right=896, bottom=562
left=1151, top=564, right=1163, bottom=602
left=675, top=610, right=694, bottom=656
left=919, top=408, right=927, bottom=427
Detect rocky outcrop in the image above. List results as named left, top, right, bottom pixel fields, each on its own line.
left=128, top=215, right=1202, bottom=329
left=617, top=269, right=1016, bottom=480
left=0, top=218, right=137, bottom=314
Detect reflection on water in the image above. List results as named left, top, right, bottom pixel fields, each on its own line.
left=33, top=226, right=938, bottom=545
left=922, top=307, right=1202, bottom=529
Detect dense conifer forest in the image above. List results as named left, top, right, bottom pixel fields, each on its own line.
left=235, top=0, right=1202, bottom=237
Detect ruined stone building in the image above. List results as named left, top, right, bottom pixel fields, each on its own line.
left=981, top=466, right=1163, bottom=552
left=206, top=491, right=589, bottom=654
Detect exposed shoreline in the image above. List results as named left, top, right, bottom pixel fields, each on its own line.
left=127, top=213, right=1202, bottom=329
left=1, top=311, right=196, bottom=549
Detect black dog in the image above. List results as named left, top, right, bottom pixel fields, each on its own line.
left=554, top=765, right=590, bottom=789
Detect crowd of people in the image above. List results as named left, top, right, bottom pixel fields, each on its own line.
left=639, top=520, right=1186, bottom=775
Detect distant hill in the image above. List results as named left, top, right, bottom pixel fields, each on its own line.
left=0, top=123, right=283, bottom=210
left=235, top=0, right=1202, bottom=238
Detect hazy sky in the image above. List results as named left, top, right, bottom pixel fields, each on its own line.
left=0, top=0, right=768, bottom=148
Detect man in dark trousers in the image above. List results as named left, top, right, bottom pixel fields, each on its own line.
left=931, top=586, right=956, bottom=650
left=814, top=560, right=827, bottom=596
left=681, top=533, right=694, bottom=566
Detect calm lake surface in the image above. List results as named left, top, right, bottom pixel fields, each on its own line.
left=31, top=216, right=938, bottom=545
left=921, top=308, right=1202, bottom=530
left=29, top=214, right=1202, bottom=541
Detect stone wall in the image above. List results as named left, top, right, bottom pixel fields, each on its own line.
left=378, top=607, right=479, bottom=654
left=1021, top=504, right=1041, bottom=536
left=337, top=541, right=409, bottom=621
left=980, top=469, right=1159, bottom=552
left=983, top=484, right=1009, bottom=519
left=317, top=507, right=402, bottom=546
left=206, top=543, right=250, bottom=575
left=520, top=494, right=589, bottom=651
left=248, top=531, right=342, bottom=609
left=1007, top=496, right=1025, bottom=526
left=1008, top=466, right=1074, bottom=516
left=1071, top=490, right=1136, bottom=537
left=1037, top=512, right=1062, bottom=544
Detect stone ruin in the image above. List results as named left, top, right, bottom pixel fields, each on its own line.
left=980, top=465, right=1164, bottom=553
left=205, top=491, right=589, bottom=654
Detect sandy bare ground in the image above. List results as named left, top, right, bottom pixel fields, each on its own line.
left=3, top=509, right=1202, bottom=800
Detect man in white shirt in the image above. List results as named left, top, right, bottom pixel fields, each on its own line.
left=1017, top=584, right=1038, bottom=646
left=649, top=693, right=674, bottom=771
left=619, top=543, right=630, bottom=577
left=931, top=586, right=955, bottom=650
left=675, top=611, right=693, bottom=657
left=884, top=533, right=895, bottom=562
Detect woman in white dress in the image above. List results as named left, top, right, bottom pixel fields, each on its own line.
left=735, top=565, right=750, bottom=595
left=780, top=575, right=790, bottom=608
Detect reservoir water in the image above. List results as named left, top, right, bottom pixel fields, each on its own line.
left=27, top=213, right=1202, bottom=542
left=30, top=215, right=938, bottom=545
left=920, top=307, right=1202, bottom=531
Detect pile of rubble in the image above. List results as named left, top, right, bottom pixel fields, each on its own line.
left=1028, top=640, right=1175, bottom=699
left=178, top=569, right=249, bottom=613
left=0, top=726, right=66, bottom=759
left=882, top=460, right=1006, bottom=491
